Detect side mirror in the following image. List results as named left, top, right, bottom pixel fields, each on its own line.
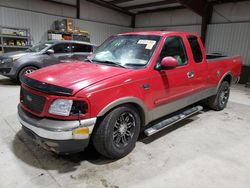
left=157, top=56, right=178, bottom=70
left=46, top=49, right=54, bottom=55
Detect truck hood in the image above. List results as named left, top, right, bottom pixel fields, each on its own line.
left=27, top=62, right=132, bottom=94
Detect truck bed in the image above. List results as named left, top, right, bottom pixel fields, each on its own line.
left=206, top=54, right=240, bottom=62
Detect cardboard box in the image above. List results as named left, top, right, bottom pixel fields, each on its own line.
left=66, top=19, right=74, bottom=32
left=79, top=29, right=90, bottom=37
left=73, top=27, right=80, bottom=34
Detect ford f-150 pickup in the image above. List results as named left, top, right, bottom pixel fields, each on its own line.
left=18, top=31, right=242, bottom=159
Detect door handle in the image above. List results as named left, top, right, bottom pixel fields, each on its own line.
left=187, top=71, right=195, bottom=78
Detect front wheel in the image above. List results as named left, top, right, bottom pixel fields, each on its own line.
left=18, top=66, right=38, bottom=82
left=92, top=105, right=141, bottom=159
left=207, top=81, right=230, bottom=111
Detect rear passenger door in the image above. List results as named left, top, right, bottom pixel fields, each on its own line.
left=71, top=43, right=93, bottom=61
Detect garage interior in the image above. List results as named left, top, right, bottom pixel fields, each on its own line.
left=0, top=0, right=250, bottom=187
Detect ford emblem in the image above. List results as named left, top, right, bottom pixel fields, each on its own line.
left=26, top=95, right=32, bottom=102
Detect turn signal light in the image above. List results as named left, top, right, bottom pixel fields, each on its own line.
left=72, top=127, right=89, bottom=139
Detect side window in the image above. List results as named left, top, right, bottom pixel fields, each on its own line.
left=72, top=43, right=92, bottom=53
left=52, top=43, right=71, bottom=53
left=187, top=36, right=203, bottom=63
left=157, top=36, right=188, bottom=66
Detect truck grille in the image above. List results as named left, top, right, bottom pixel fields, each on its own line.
left=21, top=87, right=46, bottom=114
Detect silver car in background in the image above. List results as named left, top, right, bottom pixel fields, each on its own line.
left=0, top=40, right=96, bottom=82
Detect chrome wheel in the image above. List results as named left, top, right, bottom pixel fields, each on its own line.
left=24, top=68, right=35, bottom=75
left=219, top=87, right=229, bottom=106
left=113, top=112, right=135, bottom=148
left=18, top=66, right=38, bottom=83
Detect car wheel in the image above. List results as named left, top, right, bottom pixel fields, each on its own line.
left=92, top=105, right=141, bottom=159
left=208, top=81, right=230, bottom=111
left=18, top=66, right=37, bottom=82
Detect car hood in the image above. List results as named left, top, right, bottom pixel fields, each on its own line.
left=2, top=51, right=36, bottom=60
left=27, top=62, right=132, bottom=94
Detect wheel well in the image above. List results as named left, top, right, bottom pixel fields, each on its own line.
left=222, top=74, right=232, bottom=85
left=98, top=102, right=146, bottom=127
left=127, top=102, right=146, bottom=126
left=17, top=65, right=39, bottom=79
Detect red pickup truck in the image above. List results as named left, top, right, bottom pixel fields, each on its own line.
left=18, top=31, right=242, bottom=159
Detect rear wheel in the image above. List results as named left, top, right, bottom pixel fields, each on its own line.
left=92, top=105, right=141, bottom=159
left=18, top=66, right=38, bottom=82
left=207, top=81, right=230, bottom=111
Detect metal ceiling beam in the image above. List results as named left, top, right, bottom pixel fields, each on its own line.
left=212, top=0, right=250, bottom=4
left=42, top=0, right=77, bottom=8
left=137, top=5, right=185, bottom=14
left=110, top=0, right=134, bottom=4
left=76, top=0, right=80, bottom=19
left=177, top=0, right=207, bottom=16
left=124, top=0, right=178, bottom=10
left=86, top=0, right=134, bottom=16
left=176, top=0, right=212, bottom=44
left=201, top=3, right=213, bottom=44
left=131, top=14, right=136, bottom=28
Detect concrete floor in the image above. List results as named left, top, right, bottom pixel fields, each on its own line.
left=0, top=75, right=250, bottom=188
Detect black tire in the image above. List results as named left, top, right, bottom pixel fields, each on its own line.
left=18, top=66, right=38, bottom=82
left=207, top=81, right=230, bottom=111
left=92, top=105, right=141, bottom=159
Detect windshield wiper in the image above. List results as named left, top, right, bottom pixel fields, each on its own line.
left=94, top=60, right=126, bottom=68
left=85, top=56, right=94, bottom=63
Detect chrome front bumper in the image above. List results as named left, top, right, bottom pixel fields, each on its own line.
left=17, top=105, right=97, bottom=141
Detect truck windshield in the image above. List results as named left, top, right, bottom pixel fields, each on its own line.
left=92, top=35, right=161, bottom=68
left=26, top=41, right=54, bottom=52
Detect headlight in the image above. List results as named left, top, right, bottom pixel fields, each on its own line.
left=49, top=99, right=73, bottom=116
left=0, top=58, right=13, bottom=64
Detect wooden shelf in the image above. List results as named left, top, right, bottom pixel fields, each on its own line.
left=0, top=34, right=29, bottom=39
left=2, top=45, right=30, bottom=49
left=0, top=26, right=31, bottom=53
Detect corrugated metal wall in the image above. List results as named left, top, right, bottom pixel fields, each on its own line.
left=134, top=23, right=250, bottom=66
left=0, top=6, right=132, bottom=45
left=206, top=22, right=250, bottom=66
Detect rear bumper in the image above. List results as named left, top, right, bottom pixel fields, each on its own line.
left=18, top=105, right=97, bottom=154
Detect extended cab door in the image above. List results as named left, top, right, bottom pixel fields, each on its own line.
left=43, top=43, right=72, bottom=66
left=149, top=36, right=194, bottom=119
left=185, top=35, right=208, bottom=92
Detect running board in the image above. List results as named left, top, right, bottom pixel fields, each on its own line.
left=144, top=106, right=203, bottom=136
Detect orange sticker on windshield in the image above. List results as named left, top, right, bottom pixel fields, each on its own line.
left=137, top=40, right=156, bottom=50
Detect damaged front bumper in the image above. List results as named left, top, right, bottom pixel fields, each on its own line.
left=17, top=105, right=97, bottom=154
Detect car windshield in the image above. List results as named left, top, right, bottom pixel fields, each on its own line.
left=26, top=41, right=54, bottom=52
left=91, top=35, right=161, bottom=68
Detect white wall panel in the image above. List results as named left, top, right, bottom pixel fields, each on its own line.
left=212, top=1, right=250, bottom=24
left=135, top=9, right=201, bottom=27
left=0, top=0, right=76, bottom=18
left=80, top=1, right=131, bottom=27
left=0, top=6, right=132, bottom=45
left=28, top=0, right=76, bottom=18
left=206, top=22, right=250, bottom=66
left=0, top=0, right=131, bottom=26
